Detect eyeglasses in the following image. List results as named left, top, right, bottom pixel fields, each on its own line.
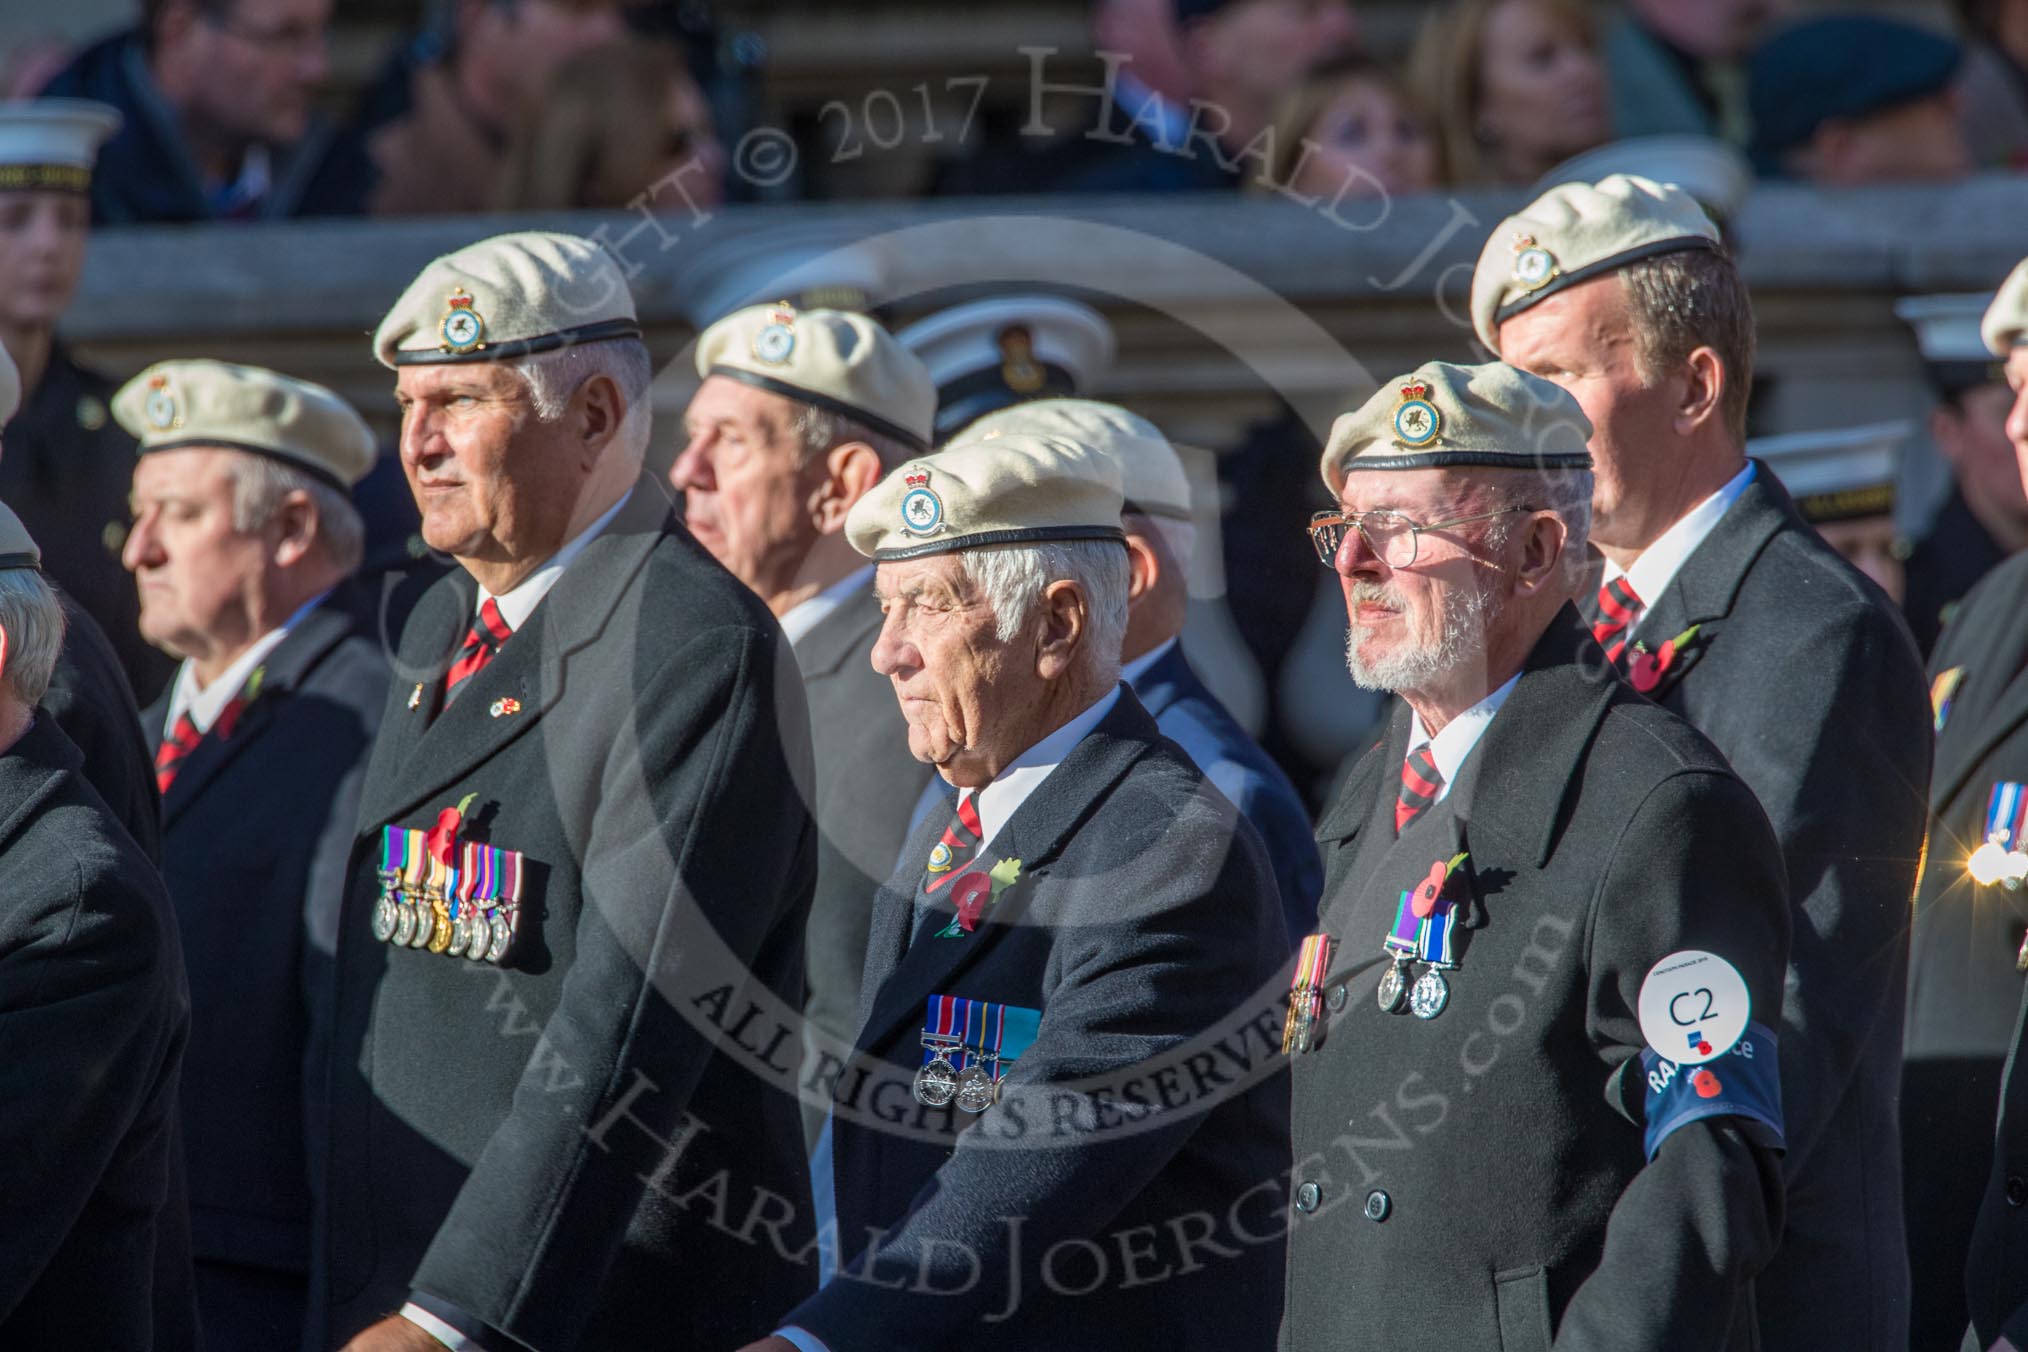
left=1307, top=506, right=1536, bottom=569
left=202, top=12, right=328, bottom=57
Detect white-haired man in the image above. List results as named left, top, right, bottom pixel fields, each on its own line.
left=747, top=432, right=1289, bottom=1352
left=114, top=358, right=387, bottom=1351
left=0, top=497, right=193, bottom=1343
left=1281, top=360, right=1790, bottom=1351
left=322, top=232, right=817, bottom=1352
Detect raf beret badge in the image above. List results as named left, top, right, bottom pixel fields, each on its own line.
left=440, top=287, right=487, bottom=354
left=753, top=302, right=797, bottom=365
left=1392, top=380, right=1442, bottom=449
left=1511, top=233, right=1558, bottom=293
left=900, top=469, right=944, bottom=537
left=143, top=373, right=180, bottom=431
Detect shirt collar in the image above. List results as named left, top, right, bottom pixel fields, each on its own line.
left=964, top=684, right=1122, bottom=851
left=1119, top=636, right=1177, bottom=688
left=1604, top=462, right=1755, bottom=609
left=166, top=588, right=331, bottom=736
left=1404, top=673, right=1520, bottom=803
left=478, top=489, right=631, bottom=631
left=781, top=565, right=875, bottom=649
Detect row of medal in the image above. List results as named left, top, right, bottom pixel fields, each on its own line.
left=372, top=825, right=524, bottom=965
left=1284, top=882, right=1466, bottom=1054
left=913, top=995, right=1041, bottom=1114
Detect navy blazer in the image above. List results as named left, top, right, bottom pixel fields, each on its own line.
left=788, top=688, right=1291, bottom=1351
left=1132, top=641, right=1320, bottom=945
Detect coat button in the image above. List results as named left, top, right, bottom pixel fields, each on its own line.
left=1326, top=983, right=1348, bottom=1012
left=1294, top=1181, right=1322, bottom=1213
left=1363, top=1189, right=1391, bottom=1222
left=2008, top=1176, right=2028, bottom=1208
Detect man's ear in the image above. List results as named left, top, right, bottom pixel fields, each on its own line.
left=1122, top=530, right=1160, bottom=606
left=1930, top=403, right=1969, bottom=467
left=1674, top=346, right=1726, bottom=438
left=575, top=374, right=627, bottom=469
left=810, top=442, right=884, bottom=534
left=1511, top=511, right=1570, bottom=599
left=1034, top=578, right=1090, bottom=681
left=270, top=490, right=319, bottom=568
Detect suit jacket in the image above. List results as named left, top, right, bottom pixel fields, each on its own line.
left=144, top=583, right=389, bottom=1278
left=798, top=580, right=932, bottom=1051
left=45, top=589, right=161, bottom=861
left=0, top=344, right=175, bottom=702
left=0, top=715, right=193, bottom=1344
left=313, top=478, right=818, bottom=1351
left=1283, top=611, right=1790, bottom=1352
left=1133, top=641, right=1320, bottom=944
left=1909, top=553, right=2028, bottom=1348
left=786, top=689, right=1291, bottom=1351
left=1579, top=465, right=1933, bottom=1351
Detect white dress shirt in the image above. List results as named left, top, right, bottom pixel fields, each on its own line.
left=162, top=589, right=330, bottom=737
left=1404, top=673, right=1520, bottom=803
left=781, top=565, right=875, bottom=649
left=1602, top=462, right=1755, bottom=638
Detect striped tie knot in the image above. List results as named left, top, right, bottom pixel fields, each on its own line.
left=1396, top=745, right=1443, bottom=835
left=1591, top=576, right=1644, bottom=665
left=155, top=712, right=203, bottom=793
left=924, top=794, right=985, bottom=894
left=445, top=598, right=513, bottom=707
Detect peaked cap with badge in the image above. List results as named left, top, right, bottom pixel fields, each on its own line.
left=1749, top=420, right=1910, bottom=526
left=898, top=296, right=1115, bottom=444
left=373, top=230, right=640, bottom=368
left=1471, top=173, right=1723, bottom=355
left=0, top=97, right=120, bottom=195
left=114, top=359, right=376, bottom=492
left=955, top=396, right=1189, bottom=520
left=695, top=302, right=936, bottom=452
left=847, top=433, right=1126, bottom=562
left=1321, top=359, right=1593, bottom=493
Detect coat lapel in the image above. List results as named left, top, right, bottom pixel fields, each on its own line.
left=155, top=585, right=366, bottom=828
left=355, top=477, right=675, bottom=833
left=854, top=689, right=1158, bottom=1056
left=1932, top=566, right=2028, bottom=812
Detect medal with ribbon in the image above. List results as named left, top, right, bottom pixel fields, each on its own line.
left=374, top=826, right=413, bottom=943
left=1379, top=852, right=1468, bottom=1019
left=913, top=995, right=1042, bottom=1112
left=1282, top=932, right=1335, bottom=1054
left=1969, top=782, right=2028, bottom=893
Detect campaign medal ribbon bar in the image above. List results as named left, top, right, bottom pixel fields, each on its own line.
left=1382, top=887, right=1461, bottom=1020
left=1282, top=933, right=1335, bottom=1054
left=370, top=826, right=524, bottom=965
left=913, top=996, right=1042, bottom=1111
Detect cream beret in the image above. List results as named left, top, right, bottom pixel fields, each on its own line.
left=1981, top=258, right=2028, bottom=357
left=955, top=397, right=1189, bottom=520
left=0, top=343, right=17, bottom=429
left=847, top=433, right=1126, bottom=562
left=374, top=230, right=640, bottom=369
left=114, top=360, right=377, bottom=490
left=1321, top=361, right=1593, bottom=495
left=0, top=499, right=37, bottom=570
left=695, top=303, right=935, bottom=452
left=1471, top=174, right=1723, bottom=355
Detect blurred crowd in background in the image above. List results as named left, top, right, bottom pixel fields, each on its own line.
left=0, top=0, right=2015, bottom=221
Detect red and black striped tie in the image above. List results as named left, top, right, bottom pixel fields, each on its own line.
left=155, top=712, right=202, bottom=793
left=444, top=598, right=513, bottom=707
left=1591, top=577, right=1644, bottom=665
left=923, top=794, right=985, bottom=893
left=1396, top=745, right=1443, bottom=835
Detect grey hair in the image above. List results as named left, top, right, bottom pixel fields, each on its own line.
left=0, top=568, right=65, bottom=707
left=790, top=404, right=918, bottom=472
left=225, top=453, right=366, bottom=574
left=1618, top=248, right=1756, bottom=444
left=1483, top=469, right=1594, bottom=590
left=511, top=337, right=656, bottom=461
left=960, top=539, right=1130, bottom=686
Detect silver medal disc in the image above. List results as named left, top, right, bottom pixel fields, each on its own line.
left=393, top=904, right=417, bottom=948
left=914, top=1055, right=958, bottom=1107
left=485, top=911, right=513, bottom=964
left=1376, top=960, right=1409, bottom=1014
left=450, top=913, right=472, bottom=957
left=373, top=895, right=399, bottom=943
left=1409, top=968, right=1450, bottom=1020
left=411, top=906, right=438, bottom=948
left=955, top=1064, right=997, bottom=1114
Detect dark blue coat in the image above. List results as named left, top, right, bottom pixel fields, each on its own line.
left=1133, top=641, right=1320, bottom=944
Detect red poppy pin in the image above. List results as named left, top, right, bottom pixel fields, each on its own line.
left=937, top=858, right=1024, bottom=937
left=1627, top=624, right=1702, bottom=694
left=1691, top=1067, right=1723, bottom=1099
left=425, top=792, right=478, bottom=865
left=1411, top=851, right=1470, bottom=919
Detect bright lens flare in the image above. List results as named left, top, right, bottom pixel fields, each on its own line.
left=1969, top=839, right=2014, bottom=886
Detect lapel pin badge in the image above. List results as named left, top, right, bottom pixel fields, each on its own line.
left=407, top=683, right=423, bottom=711
left=489, top=697, right=522, bottom=718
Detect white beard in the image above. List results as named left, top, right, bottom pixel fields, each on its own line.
left=1343, top=577, right=1501, bottom=692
